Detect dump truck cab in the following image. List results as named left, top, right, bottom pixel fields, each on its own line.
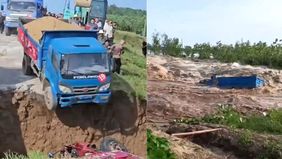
left=4, top=0, right=44, bottom=36
left=41, top=31, right=112, bottom=110
left=18, top=17, right=113, bottom=110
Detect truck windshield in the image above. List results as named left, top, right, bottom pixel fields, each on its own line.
left=61, top=53, right=109, bottom=77
left=8, top=1, right=36, bottom=12
left=89, top=1, right=106, bottom=18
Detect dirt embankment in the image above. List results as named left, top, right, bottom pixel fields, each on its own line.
left=0, top=81, right=146, bottom=158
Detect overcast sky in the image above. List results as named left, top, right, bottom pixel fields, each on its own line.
left=148, top=0, right=282, bottom=46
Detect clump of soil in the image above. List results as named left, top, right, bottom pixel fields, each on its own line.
left=148, top=63, right=174, bottom=81
left=0, top=89, right=146, bottom=158
left=24, top=17, right=82, bottom=42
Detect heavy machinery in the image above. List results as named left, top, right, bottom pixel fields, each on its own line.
left=64, top=0, right=107, bottom=27
left=0, top=0, right=44, bottom=36
left=18, top=17, right=113, bottom=110
left=88, top=0, right=107, bottom=26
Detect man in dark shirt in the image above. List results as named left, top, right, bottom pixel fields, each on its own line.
left=110, top=40, right=126, bottom=74
left=142, top=40, right=147, bottom=57
left=0, top=12, right=5, bottom=34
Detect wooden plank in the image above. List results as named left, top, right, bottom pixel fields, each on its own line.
left=171, top=128, right=222, bottom=137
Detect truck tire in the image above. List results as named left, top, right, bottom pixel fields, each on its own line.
left=44, top=84, right=58, bottom=111
left=5, top=27, right=11, bottom=36
left=100, top=138, right=128, bottom=152
left=22, top=54, right=33, bottom=75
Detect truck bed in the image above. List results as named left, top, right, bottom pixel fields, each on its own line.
left=20, top=17, right=82, bottom=42
left=205, top=75, right=265, bottom=89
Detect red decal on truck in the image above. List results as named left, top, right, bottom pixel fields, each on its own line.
left=98, top=73, right=107, bottom=83
left=17, top=27, right=38, bottom=62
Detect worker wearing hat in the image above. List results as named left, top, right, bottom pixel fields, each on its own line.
left=98, top=30, right=106, bottom=44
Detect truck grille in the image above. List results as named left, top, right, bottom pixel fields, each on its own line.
left=73, top=86, right=98, bottom=94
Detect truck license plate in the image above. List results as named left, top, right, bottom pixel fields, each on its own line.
left=80, top=95, right=92, bottom=100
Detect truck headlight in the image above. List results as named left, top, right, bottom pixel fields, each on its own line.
left=59, top=85, right=72, bottom=93
left=5, top=16, right=13, bottom=21
left=99, top=83, right=111, bottom=92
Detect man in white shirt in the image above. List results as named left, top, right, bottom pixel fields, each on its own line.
left=104, top=21, right=114, bottom=45
left=103, top=20, right=109, bottom=31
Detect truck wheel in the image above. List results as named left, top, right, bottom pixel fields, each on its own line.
left=22, top=54, right=33, bottom=75
left=44, top=84, right=57, bottom=111
left=5, top=27, right=11, bottom=36
left=100, top=138, right=128, bottom=152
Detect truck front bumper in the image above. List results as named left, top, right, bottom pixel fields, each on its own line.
left=59, top=92, right=111, bottom=107
left=5, top=21, right=19, bottom=28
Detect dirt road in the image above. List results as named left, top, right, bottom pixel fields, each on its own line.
left=0, top=34, right=33, bottom=87
left=0, top=34, right=146, bottom=158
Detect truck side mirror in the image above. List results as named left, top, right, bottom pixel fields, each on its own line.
left=1, top=5, right=4, bottom=11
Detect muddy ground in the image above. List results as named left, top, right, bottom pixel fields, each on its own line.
left=148, top=55, right=282, bottom=122
left=0, top=34, right=146, bottom=158
left=147, top=55, right=282, bottom=158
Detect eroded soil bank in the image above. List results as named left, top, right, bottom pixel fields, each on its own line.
left=0, top=87, right=146, bottom=158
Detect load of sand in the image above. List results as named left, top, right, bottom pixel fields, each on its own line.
left=75, top=0, right=91, bottom=7
left=23, top=17, right=83, bottom=42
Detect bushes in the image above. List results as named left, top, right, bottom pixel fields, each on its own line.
left=108, top=5, right=146, bottom=35
left=149, top=33, right=282, bottom=69
left=147, top=129, right=177, bottom=159
left=149, top=33, right=183, bottom=57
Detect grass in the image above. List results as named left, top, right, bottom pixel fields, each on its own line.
left=175, top=104, right=282, bottom=134
left=147, top=129, right=177, bottom=159
left=114, top=30, right=146, bottom=100
left=3, top=152, right=45, bottom=159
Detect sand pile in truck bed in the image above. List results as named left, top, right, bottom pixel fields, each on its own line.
left=24, top=17, right=82, bottom=42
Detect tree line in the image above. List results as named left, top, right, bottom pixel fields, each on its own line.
left=108, top=5, right=146, bottom=35
left=149, top=33, right=282, bottom=69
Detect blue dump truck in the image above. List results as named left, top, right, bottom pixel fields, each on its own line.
left=18, top=17, right=113, bottom=110
left=200, top=75, right=265, bottom=89
left=0, top=0, right=44, bottom=36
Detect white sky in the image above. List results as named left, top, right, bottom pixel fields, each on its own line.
left=147, top=0, right=282, bottom=45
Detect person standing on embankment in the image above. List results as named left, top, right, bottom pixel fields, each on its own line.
left=110, top=40, right=126, bottom=74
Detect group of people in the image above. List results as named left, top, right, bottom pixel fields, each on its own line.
left=44, top=11, right=63, bottom=19
left=96, top=19, right=123, bottom=74
left=98, top=20, right=117, bottom=46
left=69, top=17, right=146, bottom=75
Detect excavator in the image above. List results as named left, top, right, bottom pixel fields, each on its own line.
left=64, top=0, right=107, bottom=28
